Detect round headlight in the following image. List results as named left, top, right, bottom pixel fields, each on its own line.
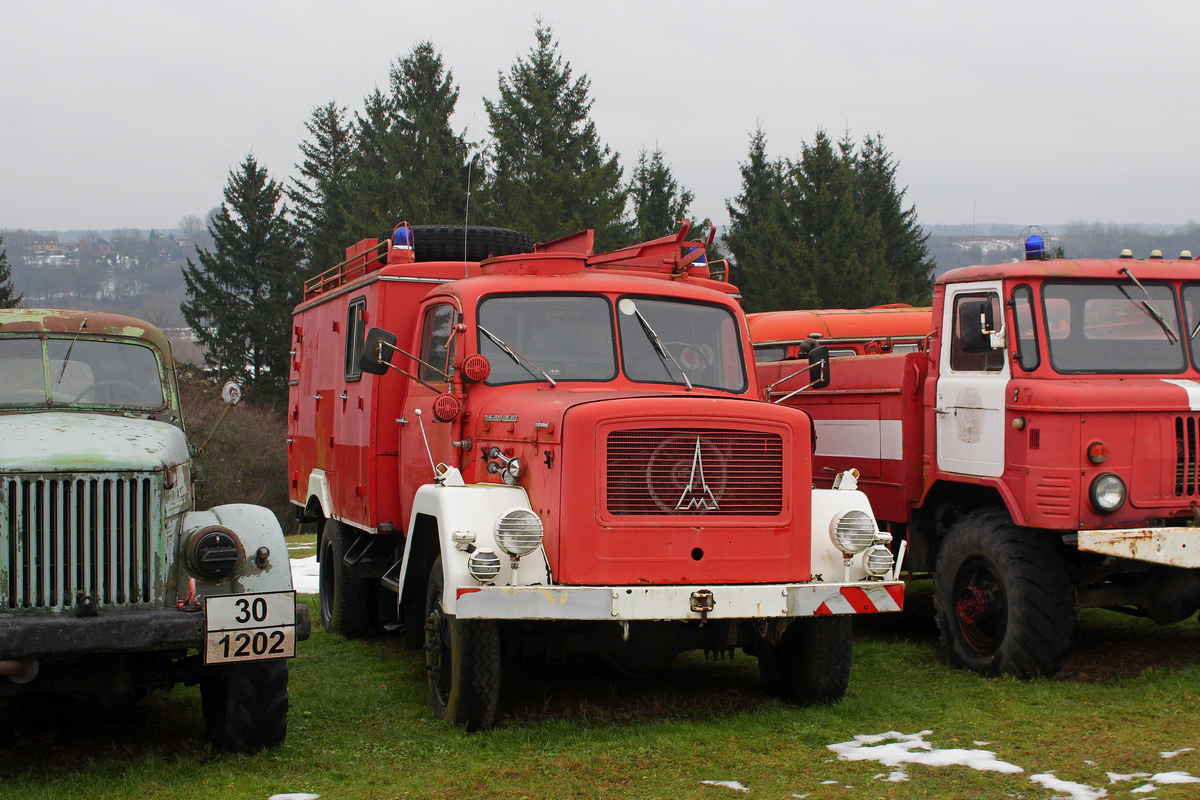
left=863, top=545, right=895, bottom=577
left=467, top=549, right=501, bottom=584
left=1090, top=473, right=1126, bottom=513
left=830, top=509, right=877, bottom=554
left=190, top=526, right=242, bottom=580
left=495, top=508, right=543, bottom=557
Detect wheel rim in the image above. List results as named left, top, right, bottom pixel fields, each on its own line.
left=426, top=594, right=452, bottom=704
left=952, top=556, right=1008, bottom=654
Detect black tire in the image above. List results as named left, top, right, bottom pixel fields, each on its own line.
left=933, top=507, right=1073, bottom=678
left=319, top=519, right=369, bottom=636
left=200, top=659, right=289, bottom=752
left=757, top=616, right=852, bottom=704
left=424, top=557, right=501, bottom=731
left=411, top=225, right=532, bottom=262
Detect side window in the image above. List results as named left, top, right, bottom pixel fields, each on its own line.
left=950, top=292, right=1004, bottom=372
left=344, top=297, right=367, bottom=381
left=1012, top=285, right=1040, bottom=371
left=418, top=304, right=456, bottom=382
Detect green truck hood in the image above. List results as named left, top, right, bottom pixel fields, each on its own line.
left=0, top=412, right=189, bottom=473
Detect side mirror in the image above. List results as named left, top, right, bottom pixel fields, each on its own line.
left=808, top=345, right=831, bottom=389
left=360, top=328, right=398, bottom=376
left=957, top=300, right=995, bottom=353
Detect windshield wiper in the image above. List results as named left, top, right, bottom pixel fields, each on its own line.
left=57, top=317, right=88, bottom=383
left=1119, top=267, right=1178, bottom=343
left=477, top=325, right=557, bottom=387
left=625, top=304, right=693, bottom=390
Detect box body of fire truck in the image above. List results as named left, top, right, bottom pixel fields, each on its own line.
left=288, top=223, right=902, bottom=729
left=755, top=243, right=1200, bottom=678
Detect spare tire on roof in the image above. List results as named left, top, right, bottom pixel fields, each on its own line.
left=411, top=225, right=533, bottom=262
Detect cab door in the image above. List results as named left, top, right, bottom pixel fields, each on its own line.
left=398, top=301, right=460, bottom=509
left=935, top=281, right=1008, bottom=478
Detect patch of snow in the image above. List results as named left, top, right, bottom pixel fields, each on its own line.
left=820, top=780, right=839, bottom=785
left=1161, top=748, right=1196, bottom=759
left=1029, top=772, right=1105, bottom=800
left=269, top=794, right=320, bottom=800
left=1150, top=772, right=1200, bottom=784
left=973, top=741, right=990, bottom=746
left=827, top=730, right=1022, bottom=774
left=1131, top=785, right=1157, bottom=795
left=291, top=556, right=318, bottom=594
left=700, top=780, right=749, bottom=793
left=1108, top=772, right=1151, bottom=784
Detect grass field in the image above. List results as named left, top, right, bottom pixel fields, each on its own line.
left=3, top=587, right=1199, bottom=799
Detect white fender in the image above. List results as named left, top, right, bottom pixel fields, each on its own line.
left=305, top=469, right=334, bottom=521
left=810, top=486, right=880, bottom=582
left=180, top=503, right=293, bottom=595
left=398, top=477, right=551, bottom=615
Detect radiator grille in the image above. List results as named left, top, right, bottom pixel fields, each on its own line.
left=1176, top=416, right=1199, bottom=496
left=3, top=474, right=161, bottom=611
left=606, top=428, right=784, bottom=516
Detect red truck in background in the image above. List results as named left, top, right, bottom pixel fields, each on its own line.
left=754, top=238, right=1200, bottom=678
left=288, top=222, right=903, bottom=729
left=748, top=304, right=932, bottom=363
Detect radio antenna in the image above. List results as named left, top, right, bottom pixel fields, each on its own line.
left=463, top=155, right=473, bottom=278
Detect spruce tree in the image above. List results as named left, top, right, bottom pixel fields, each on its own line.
left=627, top=148, right=695, bottom=243
left=0, top=236, right=21, bottom=308
left=181, top=155, right=301, bottom=401
left=290, top=101, right=354, bottom=271
left=855, top=133, right=934, bottom=305
left=725, top=129, right=810, bottom=311
left=482, top=24, right=626, bottom=249
left=346, top=42, right=470, bottom=238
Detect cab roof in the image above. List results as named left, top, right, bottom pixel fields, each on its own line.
left=0, top=308, right=174, bottom=364
left=938, top=258, right=1200, bottom=285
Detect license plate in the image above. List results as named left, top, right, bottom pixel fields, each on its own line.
left=204, top=591, right=297, bottom=664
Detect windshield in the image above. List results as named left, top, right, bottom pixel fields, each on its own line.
left=477, top=295, right=617, bottom=385
left=1043, top=282, right=1185, bottom=373
left=0, top=336, right=166, bottom=408
left=619, top=297, right=747, bottom=392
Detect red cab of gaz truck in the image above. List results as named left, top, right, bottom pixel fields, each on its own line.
left=288, top=223, right=902, bottom=729
left=755, top=241, right=1200, bottom=678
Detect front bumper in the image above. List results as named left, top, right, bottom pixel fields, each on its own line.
left=454, top=580, right=904, bottom=621
left=1076, top=526, right=1200, bottom=568
left=0, top=603, right=312, bottom=659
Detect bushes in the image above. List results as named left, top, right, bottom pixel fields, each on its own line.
left=176, top=364, right=295, bottom=531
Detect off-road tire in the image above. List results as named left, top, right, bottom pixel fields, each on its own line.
left=200, top=659, right=289, bottom=752
left=411, top=225, right=532, bottom=263
left=424, top=557, right=501, bottom=731
left=757, top=616, right=852, bottom=704
left=319, top=519, right=369, bottom=636
left=933, top=507, right=1073, bottom=678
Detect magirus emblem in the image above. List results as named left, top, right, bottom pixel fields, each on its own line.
left=675, top=437, right=720, bottom=511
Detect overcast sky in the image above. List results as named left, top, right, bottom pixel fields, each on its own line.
left=4, top=1, right=1198, bottom=233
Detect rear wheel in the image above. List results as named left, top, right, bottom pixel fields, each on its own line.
left=757, top=616, right=852, bottom=704
left=319, top=519, right=369, bottom=636
left=412, top=225, right=532, bottom=262
left=200, top=659, right=289, bottom=752
left=933, top=507, right=1073, bottom=677
left=424, top=557, right=501, bottom=730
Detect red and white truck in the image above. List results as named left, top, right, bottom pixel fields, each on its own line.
left=754, top=241, right=1200, bottom=678
left=288, top=222, right=903, bottom=729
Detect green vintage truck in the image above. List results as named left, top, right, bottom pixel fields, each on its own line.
left=0, top=308, right=310, bottom=751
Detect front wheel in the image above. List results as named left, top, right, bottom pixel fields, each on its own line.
left=424, top=557, right=501, bottom=731
left=933, top=507, right=1073, bottom=678
left=757, top=616, right=852, bottom=704
left=200, top=659, right=289, bottom=752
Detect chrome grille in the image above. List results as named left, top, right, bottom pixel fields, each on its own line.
left=2, top=474, right=161, bottom=611
left=606, top=428, right=784, bottom=516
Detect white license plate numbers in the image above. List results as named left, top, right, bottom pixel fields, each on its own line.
left=204, top=591, right=297, bottom=664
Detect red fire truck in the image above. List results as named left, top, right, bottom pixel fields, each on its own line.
left=748, top=305, right=932, bottom=363
left=288, top=222, right=903, bottom=729
left=755, top=240, right=1200, bottom=678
